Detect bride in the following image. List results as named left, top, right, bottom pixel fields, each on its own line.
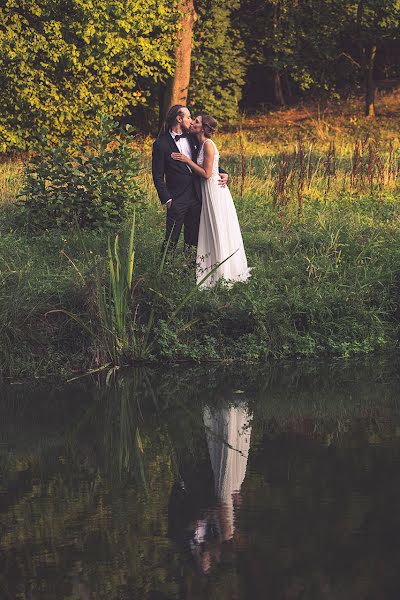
left=171, top=114, right=251, bottom=288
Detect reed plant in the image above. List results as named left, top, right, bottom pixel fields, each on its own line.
left=98, top=215, right=136, bottom=363
left=44, top=217, right=138, bottom=368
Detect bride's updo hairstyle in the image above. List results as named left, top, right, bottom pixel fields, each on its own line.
left=201, top=114, right=218, bottom=138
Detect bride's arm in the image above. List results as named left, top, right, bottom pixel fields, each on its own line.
left=171, top=142, right=215, bottom=179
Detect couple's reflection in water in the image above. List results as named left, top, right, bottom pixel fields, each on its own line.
left=5, top=361, right=400, bottom=600
left=169, top=400, right=252, bottom=578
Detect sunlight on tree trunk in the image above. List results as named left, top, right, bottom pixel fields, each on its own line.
left=365, top=45, right=377, bottom=117
left=356, top=0, right=377, bottom=118
left=162, top=0, right=197, bottom=120
left=274, top=70, right=285, bottom=106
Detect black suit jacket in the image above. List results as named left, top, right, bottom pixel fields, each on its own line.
left=152, top=133, right=227, bottom=205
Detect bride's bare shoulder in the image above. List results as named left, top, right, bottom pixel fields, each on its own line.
left=204, top=139, right=218, bottom=153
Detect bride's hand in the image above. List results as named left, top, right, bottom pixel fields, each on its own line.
left=171, top=152, right=189, bottom=163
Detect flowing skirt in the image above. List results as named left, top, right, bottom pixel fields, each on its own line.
left=203, top=405, right=252, bottom=540
left=196, top=176, right=251, bottom=288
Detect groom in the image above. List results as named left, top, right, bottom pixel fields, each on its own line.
left=152, top=104, right=228, bottom=252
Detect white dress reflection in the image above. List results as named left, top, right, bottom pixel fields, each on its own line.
left=204, top=404, right=252, bottom=539
left=190, top=404, right=252, bottom=573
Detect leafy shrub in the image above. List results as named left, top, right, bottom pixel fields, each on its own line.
left=19, top=116, right=142, bottom=230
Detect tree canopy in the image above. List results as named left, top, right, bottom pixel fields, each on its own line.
left=0, top=0, right=178, bottom=150
left=0, top=0, right=399, bottom=151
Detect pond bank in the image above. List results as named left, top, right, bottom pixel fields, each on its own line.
left=1, top=196, right=400, bottom=379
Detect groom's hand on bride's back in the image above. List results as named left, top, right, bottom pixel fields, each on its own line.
left=218, top=173, right=228, bottom=188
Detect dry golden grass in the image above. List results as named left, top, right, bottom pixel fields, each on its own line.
left=0, top=160, right=24, bottom=204
left=1, top=91, right=399, bottom=209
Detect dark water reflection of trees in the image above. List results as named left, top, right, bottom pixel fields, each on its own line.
left=1, top=358, right=400, bottom=599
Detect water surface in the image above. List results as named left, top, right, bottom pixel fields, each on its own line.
left=2, top=358, right=400, bottom=599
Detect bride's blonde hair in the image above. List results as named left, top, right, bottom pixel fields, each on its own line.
left=201, top=114, right=218, bottom=138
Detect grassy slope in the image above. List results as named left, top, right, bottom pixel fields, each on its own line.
left=1, top=92, right=400, bottom=377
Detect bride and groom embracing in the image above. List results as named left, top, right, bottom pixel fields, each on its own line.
left=152, top=104, right=250, bottom=288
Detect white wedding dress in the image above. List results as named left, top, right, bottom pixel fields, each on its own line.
left=203, top=404, right=252, bottom=540
left=196, top=139, right=251, bottom=288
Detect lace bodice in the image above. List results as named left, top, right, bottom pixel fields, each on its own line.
left=197, top=139, right=220, bottom=177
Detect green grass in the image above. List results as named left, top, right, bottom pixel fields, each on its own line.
left=1, top=97, right=400, bottom=377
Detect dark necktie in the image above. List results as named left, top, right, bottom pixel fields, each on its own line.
left=174, top=134, right=187, bottom=142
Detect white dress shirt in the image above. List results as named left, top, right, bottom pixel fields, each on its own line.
left=170, top=130, right=192, bottom=172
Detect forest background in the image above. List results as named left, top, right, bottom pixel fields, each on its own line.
left=1, top=0, right=400, bottom=152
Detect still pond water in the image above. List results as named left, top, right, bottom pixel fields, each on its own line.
left=2, top=358, right=400, bottom=599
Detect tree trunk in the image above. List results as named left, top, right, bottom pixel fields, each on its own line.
left=365, top=45, right=377, bottom=117
left=356, top=0, right=377, bottom=118
left=356, top=0, right=364, bottom=28
left=162, top=0, right=197, bottom=121
left=283, top=72, right=293, bottom=103
left=274, top=70, right=285, bottom=106
left=272, top=2, right=285, bottom=106
left=158, top=82, right=166, bottom=132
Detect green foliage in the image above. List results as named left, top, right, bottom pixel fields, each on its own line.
left=0, top=0, right=398, bottom=147
left=19, top=115, right=141, bottom=230
left=0, top=0, right=179, bottom=151
left=0, top=0, right=399, bottom=148
left=189, top=0, right=245, bottom=121
left=346, top=0, right=400, bottom=45
left=236, top=0, right=400, bottom=105
left=98, top=215, right=136, bottom=362
left=237, top=0, right=350, bottom=101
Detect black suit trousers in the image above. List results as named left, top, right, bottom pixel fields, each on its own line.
left=165, top=180, right=201, bottom=249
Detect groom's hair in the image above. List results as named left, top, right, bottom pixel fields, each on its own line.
left=158, top=104, right=185, bottom=137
